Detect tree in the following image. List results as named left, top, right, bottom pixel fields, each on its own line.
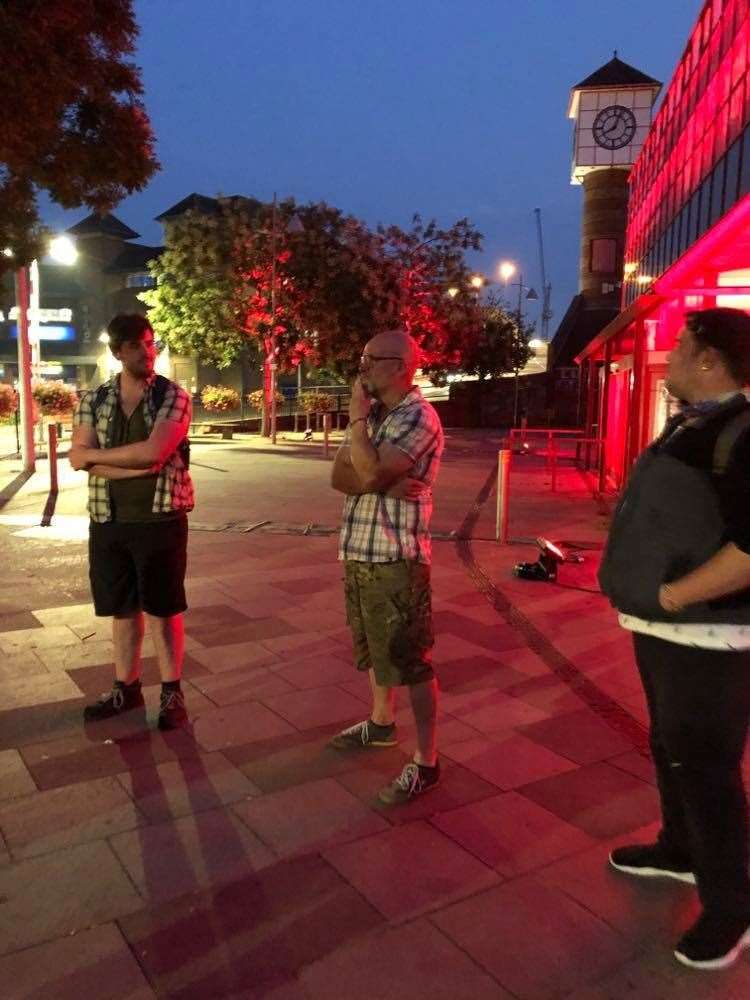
left=461, top=294, right=533, bottom=383
left=0, top=0, right=158, bottom=272
left=142, top=199, right=263, bottom=370
left=144, top=195, right=485, bottom=383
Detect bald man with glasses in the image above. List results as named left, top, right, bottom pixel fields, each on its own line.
left=330, top=330, right=445, bottom=804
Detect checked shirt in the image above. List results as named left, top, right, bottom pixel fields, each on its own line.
left=338, top=387, right=444, bottom=564
left=74, top=373, right=194, bottom=523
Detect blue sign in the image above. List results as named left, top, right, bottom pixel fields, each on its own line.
left=9, top=323, right=76, bottom=342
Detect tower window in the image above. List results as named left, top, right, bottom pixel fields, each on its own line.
left=590, top=238, right=617, bottom=273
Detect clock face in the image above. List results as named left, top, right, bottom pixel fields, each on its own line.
left=592, top=105, right=637, bottom=150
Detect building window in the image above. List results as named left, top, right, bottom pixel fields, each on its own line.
left=126, top=272, right=156, bottom=289
left=590, top=238, right=617, bottom=274
left=724, top=135, right=742, bottom=207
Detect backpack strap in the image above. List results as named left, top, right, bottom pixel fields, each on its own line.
left=713, top=408, right=750, bottom=475
left=90, top=383, right=109, bottom=420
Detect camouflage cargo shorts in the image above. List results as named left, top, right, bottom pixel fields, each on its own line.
left=344, top=559, right=435, bottom=688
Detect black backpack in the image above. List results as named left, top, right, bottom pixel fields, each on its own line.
left=92, top=373, right=190, bottom=469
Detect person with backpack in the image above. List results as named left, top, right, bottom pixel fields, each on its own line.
left=600, top=308, right=750, bottom=970
left=69, top=313, right=194, bottom=730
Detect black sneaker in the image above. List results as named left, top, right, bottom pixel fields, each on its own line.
left=674, top=911, right=750, bottom=970
left=378, top=760, right=441, bottom=804
left=609, top=843, right=696, bottom=885
left=158, top=687, right=188, bottom=730
left=83, top=680, right=144, bottom=722
left=329, top=719, right=398, bottom=750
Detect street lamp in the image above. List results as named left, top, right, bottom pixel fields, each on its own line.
left=508, top=273, right=538, bottom=428
left=499, top=261, right=516, bottom=286
left=7, top=234, right=77, bottom=472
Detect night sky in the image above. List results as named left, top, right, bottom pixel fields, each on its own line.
left=45, top=0, right=703, bottom=331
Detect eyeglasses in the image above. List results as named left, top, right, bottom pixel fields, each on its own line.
left=359, top=354, right=404, bottom=367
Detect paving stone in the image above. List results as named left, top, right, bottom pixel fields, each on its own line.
left=184, top=603, right=253, bottom=629
left=187, top=617, right=299, bottom=648
left=336, top=759, right=498, bottom=823
left=432, top=610, right=529, bottom=652
left=0, top=775, right=144, bottom=859
left=193, top=701, right=295, bottom=752
left=450, top=691, right=550, bottom=732
left=189, top=665, right=296, bottom=706
left=0, top=922, right=156, bottom=999
left=0, top=610, right=43, bottom=632
left=442, top=732, right=578, bottom=789
left=190, top=638, right=282, bottom=673
left=273, top=652, right=354, bottom=690
left=518, top=761, right=661, bottom=839
left=436, top=655, right=528, bottom=693
left=572, top=949, right=750, bottom=999
left=118, top=854, right=383, bottom=997
left=233, top=730, right=405, bottom=794
left=0, top=669, right=83, bottom=710
left=37, top=639, right=115, bottom=670
left=609, top=749, right=657, bottom=785
left=0, top=696, right=87, bottom=750
left=67, top=652, right=209, bottom=698
left=538, top=840, right=698, bottom=949
left=233, top=777, right=389, bottom=857
left=110, top=804, right=275, bottom=902
left=518, top=709, right=636, bottom=764
left=260, top=631, right=349, bottom=659
left=506, top=673, right=590, bottom=713
left=273, top=577, right=332, bottom=596
left=0, top=840, right=143, bottom=954
left=299, top=918, right=511, bottom=999
left=116, top=752, right=260, bottom=822
left=0, top=651, right=49, bottom=680
left=323, top=821, right=499, bottom=921
left=260, top=685, right=370, bottom=730
left=431, top=789, right=594, bottom=876
left=0, top=624, right=81, bottom=654
left=0, top=748, right=36, bottom=801
left=432, top=875, right=636, bottom=1000
left=20, top=728, right=199, bottom=790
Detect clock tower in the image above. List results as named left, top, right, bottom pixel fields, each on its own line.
left=568, top=54, right=661, bottom=306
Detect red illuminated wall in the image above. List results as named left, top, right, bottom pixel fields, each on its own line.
left=624, top=0, right=750, bottom=304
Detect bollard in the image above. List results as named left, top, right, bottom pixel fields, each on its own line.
left=48, top=423, right=58, bottom=494
left=323, top=413, right=331, bottom=459
left=495, top=449, right=511, bottom=543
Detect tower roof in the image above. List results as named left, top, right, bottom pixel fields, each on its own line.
left=573, top=54, right=661, bottom=91
left=67, top=212, right=140, bottom=240
left=155, top=193, right=221, bottom=222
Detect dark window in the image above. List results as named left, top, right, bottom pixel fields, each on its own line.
left=699, top=173, right=713, bottom=235
left=710, top=156, right=727, bottom=227
left=724, top=137, right=742, bottom=210
left=590, top=238, right=617, bottom=273
left=740, top=125, right=750, bottom=197
left=689, top=187, right=702, bottom=244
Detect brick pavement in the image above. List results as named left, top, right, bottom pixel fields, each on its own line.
left=0, top=431, right=749, bottom=998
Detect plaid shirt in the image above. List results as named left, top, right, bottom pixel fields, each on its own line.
left=339, top=387, right=444, bottom=564
left=73, top=373, right=194, bottom=523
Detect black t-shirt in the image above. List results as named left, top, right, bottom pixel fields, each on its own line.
left=659, top=394, right=750, bottom=554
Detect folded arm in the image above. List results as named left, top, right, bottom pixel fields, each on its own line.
left=348, top=420, right=413, bottom=492
left=69, top=418, right=184, bottom=471
left=661, top=542, right=750, bottom=611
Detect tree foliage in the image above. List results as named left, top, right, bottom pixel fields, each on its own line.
left=145, top=198, right=485, bottom=378
left=460, top=293, right=533, bottom=383
left=0, top=0, right=158, bottom=273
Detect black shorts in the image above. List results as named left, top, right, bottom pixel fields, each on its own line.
left=89, top=515, right=188, bottom=618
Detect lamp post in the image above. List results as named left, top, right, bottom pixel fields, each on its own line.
left=6, top=235, right=77, bottom=473
left=265, top=195, right=304, bottom=444
left=509, top=273, right=538, bottom=427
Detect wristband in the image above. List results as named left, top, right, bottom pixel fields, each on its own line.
left=349, top=417, right=367, bottom=428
